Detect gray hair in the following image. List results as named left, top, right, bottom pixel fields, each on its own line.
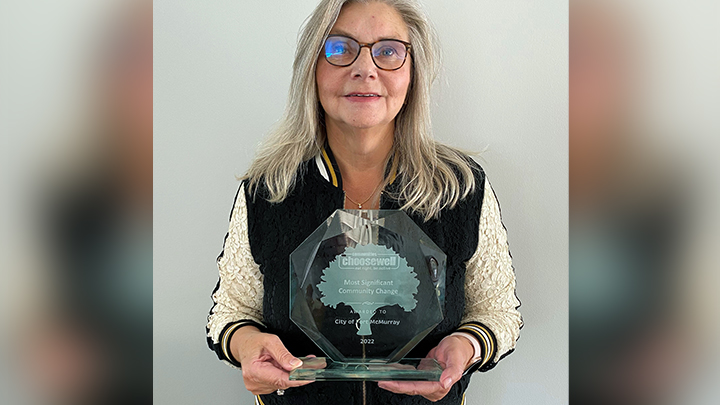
left=246, top=0, right=476, bottom=220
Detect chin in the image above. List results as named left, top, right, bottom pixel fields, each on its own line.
left=347, top=120, right=386, bottom=130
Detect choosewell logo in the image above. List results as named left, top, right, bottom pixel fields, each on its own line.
left=338, top=252, right=400, bottom=269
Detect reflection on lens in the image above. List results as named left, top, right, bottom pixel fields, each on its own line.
left=325, top=36, right=358, bottom=66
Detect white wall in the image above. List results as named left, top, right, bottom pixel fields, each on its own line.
left=153, top=1, right=568, bottom=404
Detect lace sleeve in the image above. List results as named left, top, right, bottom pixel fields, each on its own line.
left=206, top=183, right=264, bottom=364
left=460, top=177, right=523, bottom=368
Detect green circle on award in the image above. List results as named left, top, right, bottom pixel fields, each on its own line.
left=289, top=209, right=446, bottom=381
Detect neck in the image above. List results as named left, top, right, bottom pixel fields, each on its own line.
left=326, top=120, right=394, bottom=173
left=326, top=120, right=394, bottom=209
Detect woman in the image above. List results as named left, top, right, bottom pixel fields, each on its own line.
left=206, top=1, right=522, bottom=403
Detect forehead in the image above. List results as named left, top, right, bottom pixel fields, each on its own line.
left=330, top=1, right=409, bottom=42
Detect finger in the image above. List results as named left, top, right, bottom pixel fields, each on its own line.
left=251, top=362, right=311, bottom=390
left=249, top=379, right=313, bottom=396
left=252, top=372, right=314, bottom=391
left=439, top=356, right=466, bottom=389
left=416, top=357, right=442, bottom=372
left=285, top=379, right=314, bottom=388
left=249, top=380, right=314, bottom=396
left=298, top=356, right=327, bottom=370
left=377, top=380, right=445, bottom=396
left=377, top=380, right=410, bottom=394
left=263, top=336, right=302, bottom=371
left=439, top=368, right=462, bottom=390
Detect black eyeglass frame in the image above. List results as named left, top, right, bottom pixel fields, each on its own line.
left=322, top=34, right=412, bottom=71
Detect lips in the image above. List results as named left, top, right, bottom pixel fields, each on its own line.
left=345, top=92, right=381, bottom=98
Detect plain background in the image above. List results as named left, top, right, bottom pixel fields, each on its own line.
left=154, top=0, right=568, bottom=404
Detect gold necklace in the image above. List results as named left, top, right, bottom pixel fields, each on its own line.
left=345, top=179, right=383, bottom=209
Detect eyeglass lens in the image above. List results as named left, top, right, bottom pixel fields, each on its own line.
left=324, top=36, right=408, bottom=70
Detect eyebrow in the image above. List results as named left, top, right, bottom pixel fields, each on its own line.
left=328, top=28, right=406, bottom=42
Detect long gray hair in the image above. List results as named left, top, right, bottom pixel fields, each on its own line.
left=246, top=0, right=476, bottom=220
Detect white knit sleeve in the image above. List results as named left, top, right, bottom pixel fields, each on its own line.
left=206, top=183, right=264, bottom=345
left=461, top=177, right=523, bottom=364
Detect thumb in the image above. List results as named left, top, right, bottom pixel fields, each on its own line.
left=439, top=361, right=464, bottom=390
left=264, top=337, right=303, bottom=371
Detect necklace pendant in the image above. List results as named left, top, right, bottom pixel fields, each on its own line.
left=358, top=204, right=362, bottom=209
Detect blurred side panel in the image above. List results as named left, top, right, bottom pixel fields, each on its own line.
left=570, top=0, right=720, bottom=404
left=1, top=0, right=152, bottom=404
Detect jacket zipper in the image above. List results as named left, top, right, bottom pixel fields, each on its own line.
left=342, top=189, right=367, bottom=404
left=342, top=189, right=376, bottom=405
left=363, top=380, right=367, bottom=405
left=362, top=340, right=367, bottom=405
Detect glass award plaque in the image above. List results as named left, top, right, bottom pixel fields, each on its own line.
left=289, top=209, right=446, bottom=381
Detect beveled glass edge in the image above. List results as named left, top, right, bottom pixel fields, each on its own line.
left=288, top=357, right=443, bottom=381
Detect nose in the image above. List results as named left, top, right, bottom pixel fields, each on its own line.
left=350, top=46, right=377, bottom=79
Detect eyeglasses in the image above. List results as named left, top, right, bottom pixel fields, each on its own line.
left=323, top=35, right=412, bottom=71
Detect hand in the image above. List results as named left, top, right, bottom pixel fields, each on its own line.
left=230, top=326, right=314, bottom=395
left=378, top=335, right=474, bottom=402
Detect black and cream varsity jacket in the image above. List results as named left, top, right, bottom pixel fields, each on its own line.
left=206, top=146, right=522, bottom=405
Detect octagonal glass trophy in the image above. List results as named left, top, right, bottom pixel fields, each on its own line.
left=288, top=209, right=446, bottom=381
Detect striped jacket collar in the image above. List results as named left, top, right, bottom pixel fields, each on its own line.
left=314, top=144, right=398, bottom=188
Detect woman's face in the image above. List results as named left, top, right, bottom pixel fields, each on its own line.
left=316, top=1, right=411, bottom=133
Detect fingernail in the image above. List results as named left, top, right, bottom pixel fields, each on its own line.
left=442, top=378, right=452, bottom=388
left=290, top=358, right=303, bottom=368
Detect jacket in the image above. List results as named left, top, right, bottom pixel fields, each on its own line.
left=206, top=146, right=522, bottom=405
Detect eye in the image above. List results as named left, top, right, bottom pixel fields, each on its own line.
left=332, top=44, right=348, bottom=55
left=377, top=47, right=397, bottom=57
left=325, top=38, right=354, bottom=58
